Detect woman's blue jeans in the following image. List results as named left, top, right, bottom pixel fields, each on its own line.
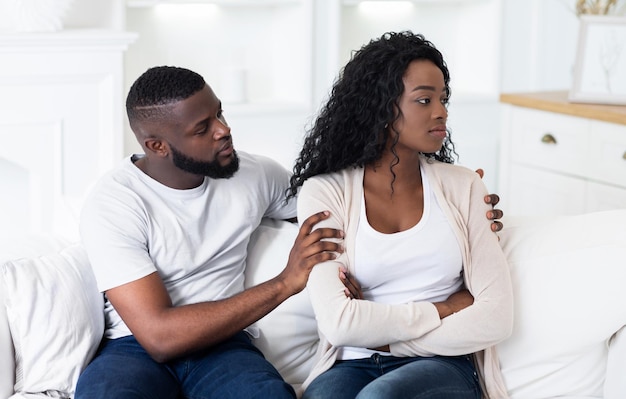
left=302, top=353, right=481, bottom=399
left=75, top=332, right=295, bottom=399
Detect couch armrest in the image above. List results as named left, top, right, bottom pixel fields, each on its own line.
left=0, top=275, right=15, bottom=398
left=605, top=325, right=626, bottom=399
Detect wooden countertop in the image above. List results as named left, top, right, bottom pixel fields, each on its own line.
left=499, top=91, right=626, bottom=126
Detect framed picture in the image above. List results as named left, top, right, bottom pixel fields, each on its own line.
left=570, top=15, right=626, bottom=105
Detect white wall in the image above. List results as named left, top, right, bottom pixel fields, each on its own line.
left=500, top=0, right=581, bottom=93
left=118, top=0, right=585, bottom=192
left=120, top=0, right=509, bottom=188
left=0, top=0, right=590, bottom=200
left=0, top=0, right=598, bottom=239
left=123, top=2, right=315, bottom=171
left=0, top=0, right=607, bottom=239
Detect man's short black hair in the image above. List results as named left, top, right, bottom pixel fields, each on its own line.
left=126, top=66, right=206, bottom=123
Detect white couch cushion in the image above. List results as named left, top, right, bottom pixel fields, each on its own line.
left=245, top=219, right=318, bottom=389
left=497, top=210, right=626, bottom=399
left=605, top=325, right=626, bottom=399
left=0, top=233, right=72, bottom=265
left=1, top=244, right=103, bottom=398
left=2, top=211, right=624, bottom=398
left=0, top=233, right=73, bottom=398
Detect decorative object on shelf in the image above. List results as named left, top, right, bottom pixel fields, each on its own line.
left=575, top=0, right=625, bottom=16
left=0, top=0, right=76, bottom=33
left=127, top=0, right=301, bottom=7
left=569, top=15, right=626, bottom=105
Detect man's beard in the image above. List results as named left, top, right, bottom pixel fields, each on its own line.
left=170, top=144, right=240, bottom=179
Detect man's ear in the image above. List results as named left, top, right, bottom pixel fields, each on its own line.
left=144, top=138, right=169, bottom=157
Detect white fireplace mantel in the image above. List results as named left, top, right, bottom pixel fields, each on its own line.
left=0, top=29, right=137, bottom=240
left=0, top=29, right=136, bottom=52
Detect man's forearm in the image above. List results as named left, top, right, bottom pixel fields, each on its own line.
left=116, top=276, right=294, bottom=363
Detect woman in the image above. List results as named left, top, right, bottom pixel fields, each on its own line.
left=287, top=31, right=514, bottom=399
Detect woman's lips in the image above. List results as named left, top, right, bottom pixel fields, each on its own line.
left=429, top=127, right=447, bottom=139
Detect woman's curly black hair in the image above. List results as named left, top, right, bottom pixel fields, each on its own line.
left=287, top=31, right=457, bottom=199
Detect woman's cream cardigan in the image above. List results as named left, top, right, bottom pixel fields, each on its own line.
left=297, top=156, right=514, bottom=398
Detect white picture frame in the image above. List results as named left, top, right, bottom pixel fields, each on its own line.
left=569, top=15, right=626, bottom=105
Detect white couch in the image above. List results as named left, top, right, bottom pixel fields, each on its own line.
left=1, top=210, right=625, bottom=399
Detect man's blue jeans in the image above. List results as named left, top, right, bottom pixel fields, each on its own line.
left=75, top=331, right=295, bottom=399
left=302, top=353, right=481, bottom=399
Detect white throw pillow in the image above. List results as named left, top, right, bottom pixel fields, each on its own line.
left=497, top=210, right=626, bottom=399
left=0, top=233, right=71, bottom=265
left=1, top=244, right=104, bottom=398
left=0, top=233, right=72, bottom=398
left=245, top=219, right=319, bottom=389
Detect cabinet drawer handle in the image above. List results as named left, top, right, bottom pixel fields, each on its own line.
left=541, top=133, right=557, bottom=144
left=623, top=151, right=626, bottom=160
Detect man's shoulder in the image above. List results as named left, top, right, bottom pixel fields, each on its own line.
left=237, top=151, right=285, bottom=171
left=235, top=151, right=291, bottom=183
left=83, top=157, right=145, bottom=208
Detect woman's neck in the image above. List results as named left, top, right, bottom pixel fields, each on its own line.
left=363, top=152, right=425, bottom=233
left=366, top=151, right=422, bottom=194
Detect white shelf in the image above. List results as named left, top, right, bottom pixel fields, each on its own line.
left=448, top=91, right=499, bottom=104
left=127, top=0, right=301, bottom=7
left=223, top=101, right=310, bottom=117
left=0, top=29, right=137, bottom=52
left=342, top=0, right=489, bottom=4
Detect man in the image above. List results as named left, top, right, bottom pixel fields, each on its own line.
left=76, top=65, right=503, bottom=398
left=75, top=66, right=343, bottom=398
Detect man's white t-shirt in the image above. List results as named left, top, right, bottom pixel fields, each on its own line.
left=79, top=151, right=296, bottom=339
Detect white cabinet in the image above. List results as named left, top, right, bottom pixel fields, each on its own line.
left=0, top=30, right=136, bottom=239
left=0, top=1, right=136, bottom=240
left=587, top=181, right=626, bottom=212
left=507, top=166, right=587, bottom=216
left=499, top=92, right=626, bottom=217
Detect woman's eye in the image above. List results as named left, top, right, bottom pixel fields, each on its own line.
left=417, top=98, right=431, bottom=105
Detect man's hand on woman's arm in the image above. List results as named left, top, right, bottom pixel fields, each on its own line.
left=106, top=211, right=343, bottom=363
left=476, top=168, right=504, bottom=232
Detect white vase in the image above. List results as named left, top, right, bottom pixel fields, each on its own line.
left=0, top=0, right=76, bottom=33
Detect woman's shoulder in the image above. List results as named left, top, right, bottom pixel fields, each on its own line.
left=422, top=157, right=478, bottom=181
left=299, top=167, right=364, bottom=207
left=303, top=167, right=363, bottom=189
